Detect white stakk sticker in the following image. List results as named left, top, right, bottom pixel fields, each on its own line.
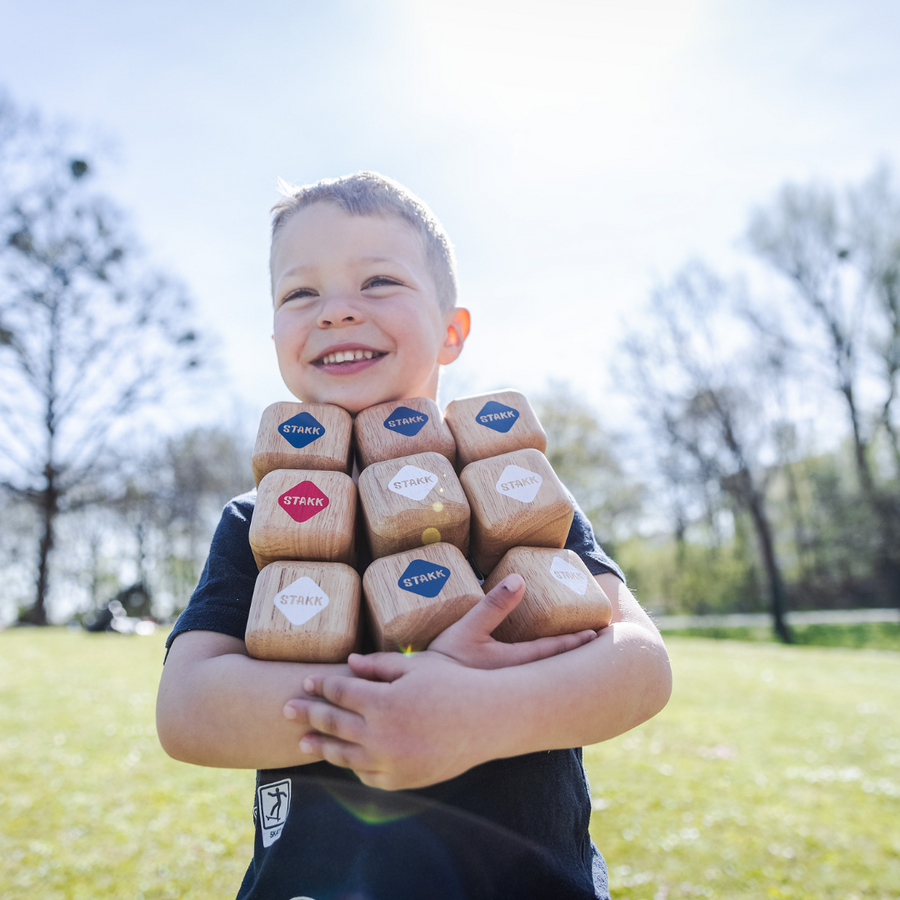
left=258, top=778, right=291, bottom=847
left=388, top=464, right=438, bottom=502
left=550, top=556, right=589, bottom=595
left=273, top=576, right=330, bottom=626
left=495, top=464, right=543, bottom=503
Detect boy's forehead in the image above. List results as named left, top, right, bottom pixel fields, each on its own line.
left=272, top=203, right=424, bottom=263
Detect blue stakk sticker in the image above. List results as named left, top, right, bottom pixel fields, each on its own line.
left=475, top=400, right=520, bottom=433
left=398, top=559, right=451, bottom=598
left=383, top=406, right=429, bottom=437
left=278, top=412, right=326, bottom=448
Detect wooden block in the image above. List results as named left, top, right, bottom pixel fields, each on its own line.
left=251, top=401, right=353, bottom=484
left=245, top=561, right=361, bottom=662
left=358, top=451, right=470, bottom=560
left=460, top=448, right=574, bottom=575
left=362, top=542, right=483, bottom=652
left=482, top=547, right=612, bottom=642
left=443, top=389, right=547, bottom=468
left=353, top=397, right=456, bottom=469
left=249, top=469, right=356, bottom=569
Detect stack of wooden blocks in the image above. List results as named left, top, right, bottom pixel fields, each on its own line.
left=245, top=390, right=612, bottom=662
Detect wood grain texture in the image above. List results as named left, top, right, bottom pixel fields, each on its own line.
left=460, top=447, right=574, bottom=575
left=358, top=451, right=470, bottom=560
left=362, top=542, right=483, bottom=652
left=251, top=401, right=353, bottom=484
left=353, top=396, right=456, bottom=469
left=482, top=547, right=612, bottom=642
left=245, top=560, right=361, bottom=662
left=249, top=469, right=356, bottom=569
left=443, top=389, right=547, bottom=468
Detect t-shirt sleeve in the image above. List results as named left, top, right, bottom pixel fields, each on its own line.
left=565, top=494, right=626, bottom=584
left=165, top=490, right=259, bottom=652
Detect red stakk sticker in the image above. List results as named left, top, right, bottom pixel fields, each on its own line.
left=278, top=480, right=330, bottom=523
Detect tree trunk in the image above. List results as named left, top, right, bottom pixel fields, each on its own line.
left=19, top=465, right=59, bottom=625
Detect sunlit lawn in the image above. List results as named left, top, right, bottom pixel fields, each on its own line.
left=2, top=629, right=898, bottom=899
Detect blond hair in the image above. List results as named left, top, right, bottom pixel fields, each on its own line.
left=271, top=171, right=457, bottom=310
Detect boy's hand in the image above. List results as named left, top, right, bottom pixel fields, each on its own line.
left=286, top=651, right=491, bottom=789
left=281, top=575, right=599, bottom=790
left=421, top=573, right=598, bottom=669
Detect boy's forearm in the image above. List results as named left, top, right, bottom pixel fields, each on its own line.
left=156, top=631, right=351, bottom=770
left=474, top=619, right=671, bottom=761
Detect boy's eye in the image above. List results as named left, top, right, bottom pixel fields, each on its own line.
left=364, top=276, right=401, bottom=290
left=280, top=288, right=317, bottom=305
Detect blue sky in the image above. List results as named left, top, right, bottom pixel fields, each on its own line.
left=2, top=0, right=899, bottom=432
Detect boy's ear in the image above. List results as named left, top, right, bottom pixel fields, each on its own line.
left=439, top=308, right=471, bottom=364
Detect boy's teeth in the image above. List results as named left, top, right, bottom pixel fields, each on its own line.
left=321, top=349, right=376, bottom=365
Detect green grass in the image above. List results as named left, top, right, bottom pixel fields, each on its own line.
left=661, top=622, right=900, bottom=652
left=2, top=629, right=898, bottom=899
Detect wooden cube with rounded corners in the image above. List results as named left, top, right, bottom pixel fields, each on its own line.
left=482, top=547, right=612, bottom=643
left=443, top=389, right=547, bottom=469
left=353, top=397, right=456, bottom=470
left=245, top=560, right=361, bottom=662
left=358, top=451, right=470, bottom=560
left=460, top=447, right=574, bottom=575
left=252, top=401, right=353, bottom=484
left=362, top=542, right=483, bottom=652
left=249, top=469, right=356, bottom=569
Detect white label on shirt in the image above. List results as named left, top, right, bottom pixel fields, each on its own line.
left=550, top=555, right=588, bottom=595
left=273, top=577, right=330, bottom=625
left=388, top=464, right=438, bottom=502
left=258, top=778, right=291, bottom=847
left=495, top=465, right=543, bottom=503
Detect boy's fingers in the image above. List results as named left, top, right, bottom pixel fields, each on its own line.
left=299, top=733, right=369, bottom=771
left=303, top=698, right=366, bottom=742
left=455, top=574, right=525, bottom=636
left=348, top=652, right=413, bottom=683
left=307, top=673, right=381, bottom=715
left=502, top=629, right=598, bottom=665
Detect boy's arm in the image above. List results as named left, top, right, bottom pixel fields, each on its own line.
left=156, top=631, right=352, bottom=769
left=155, top=583, right=599, bottom=770
left=289, top=573, right=672, bottom=790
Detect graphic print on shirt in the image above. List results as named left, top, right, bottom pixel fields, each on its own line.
left=257, top=778, right=291, bottom=848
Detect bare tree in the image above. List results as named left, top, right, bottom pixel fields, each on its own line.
left=621, top=262, right=793, bottom=641
left=747, top=167, right=900, bottom=604
left=0, top=92, right=202, bottom=624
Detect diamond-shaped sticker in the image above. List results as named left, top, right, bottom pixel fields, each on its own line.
left=549, top=556, right=588, bottom=595
left=277, top=411, right=326, bottom=449
left=398, top=559, right=451, bottom=598
left=388, top=464, right=439, bottom=501
left=383, top=406, right=429, bottom=437
left=475, top=400, right=520, bottom=433
left=278, top=480, right=330, bottom=523
left=495, top=464, right=542, bottom=503
left=273, top=576, right=330, bottom=625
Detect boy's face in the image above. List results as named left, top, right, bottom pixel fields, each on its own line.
left=271, top=203, right=468, bottom=415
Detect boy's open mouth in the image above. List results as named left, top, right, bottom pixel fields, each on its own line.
left=314, top=348, right=386, bottom=367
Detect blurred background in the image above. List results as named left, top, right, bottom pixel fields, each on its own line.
left=3, top=0, right=900, bottom=636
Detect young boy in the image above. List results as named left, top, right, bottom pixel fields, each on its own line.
left=156, top=172, right=672, bottom=900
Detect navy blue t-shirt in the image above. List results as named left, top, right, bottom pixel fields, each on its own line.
left=167, top=490, right=623, bottom=900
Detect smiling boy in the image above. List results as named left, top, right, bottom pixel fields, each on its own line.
left=156, top=172, right=672, bottom=900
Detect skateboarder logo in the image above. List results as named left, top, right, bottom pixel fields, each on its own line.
left=257, top=778, right=291, bottom=847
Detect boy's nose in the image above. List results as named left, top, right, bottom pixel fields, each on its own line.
left=317, top=293, right=364, bottom=328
